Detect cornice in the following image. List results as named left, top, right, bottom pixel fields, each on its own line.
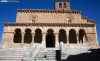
left=81, top=16, right=96, bottom=24
left=17, top=9, right=81, bottom=14
left=3, top=22, right=95, bottom=27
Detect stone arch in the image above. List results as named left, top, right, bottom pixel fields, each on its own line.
left=67, top=14, right=74, bottom=21
left=69, top=29, right=77, bottom=43
left=28, top=14, right=38, bottom=23
left=34, top=28, right=42, bottom=43
left=13, top=28, right=22, bottom=43
left=79, top=29, right=87, bottom=43
left=46, top=28, right=54, bottom=32
left=46, top=29, right=55, bottom=47
left=59, top=29, right=67, bottom=43
left=63, top=3, right=66, bottom=8
left=47, top=29, right=54, bottom=33
left=59, top=3, right=62, bottom=8
left=24, top=28, right=32, bottom=43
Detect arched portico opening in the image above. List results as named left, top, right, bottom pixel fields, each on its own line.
left=79, top=29, right=86, bottom=43
left=69, top=29, right=77, bottom=43
left=24, top=29, right=32, bottom=43
left=59, top=29, right=67, bottom=43
left=13, top=28, right=22, bottom=43
left=34, top=29, right=42, bottom=43
left=46, top=29, right=55, bottom=47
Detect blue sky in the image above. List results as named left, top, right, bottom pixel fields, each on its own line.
left=0, top=0, right=100, bottom=43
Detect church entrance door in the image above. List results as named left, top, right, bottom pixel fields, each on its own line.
left=46, top=35, right=55, bottom=48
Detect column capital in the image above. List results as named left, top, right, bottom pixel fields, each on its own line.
left=76, top=33, right=79, bottom=36
left=54, top=33, right=59, bottom=36
left=54, top=33, right=59, bottom=35
left=54, top=32, right=59, bottom=34
left=66, top=33, right=69, bottom=36
left=31, top=33, right=35, bottom=37
left=21, top=32, right=25, bottom=36
left=42, top=33, right=47, bottom=35
left=42, top=32, right=47, bottom=34
left=12, top=32, right=15, bottom=34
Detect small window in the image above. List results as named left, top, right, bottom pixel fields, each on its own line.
left=59, top=3, right=62, bottom=8
left=67, top=17, right=71, bottom=24
left=63, top=3, right=66, bottom=8
left=31, top=16, right=35, bottom=23
left=68, top=20, right=71, bottom=24
left=32, top=19, right=35, bottom=23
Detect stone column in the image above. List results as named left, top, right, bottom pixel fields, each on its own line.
left=31, top=33, right=35, bottom=44
left=11, top=32, right=15, bottom=44
left=83, top=36, right=85, bottom=43
left=21, top=33, right=25, bottom=44
left=76, top=33, right=79, bottom=44
left=83, top=34, right=87, bottom=43
left=42, top=33, right=46, bottom=48
left=54, top=33, right=59, bottom=48
left=67, top=33, right=69, bottom=44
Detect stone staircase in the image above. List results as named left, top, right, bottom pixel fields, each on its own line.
left=64, top=44, right=91, bottom=55
left=0, top=44, right=100, bottom=61
left=0, top=48, right=28, bottom=61
left=60, top=44, right=100, bottom=61
left=31, top=48, right=61, bottom=61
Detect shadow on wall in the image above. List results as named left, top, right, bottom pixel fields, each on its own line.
left=61, top=49, right=100, bottom=61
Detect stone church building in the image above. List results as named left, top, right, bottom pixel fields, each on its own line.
left=0, top=0, right=99, bottom=61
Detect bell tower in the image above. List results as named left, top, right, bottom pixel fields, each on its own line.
left=55, top=0, right=70, bottom=10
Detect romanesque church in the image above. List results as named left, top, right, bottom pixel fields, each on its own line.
left=0, top=0, right=100, bottom=61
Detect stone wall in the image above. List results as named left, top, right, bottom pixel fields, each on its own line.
left=1, top=25, right=98, bottom=48
left=16, top=11, right=90, bottom=23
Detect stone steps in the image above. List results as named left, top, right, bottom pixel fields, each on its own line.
left=0, top=56, right=23, bottom=57
left=0, top=53, right=23, bottom=56
left=0, top=48, right=27, bottom=61
left=0, top=60, right=22, bottom=61
left=0, top=55, right=24, bottom=60
left=36, top=60, right=57, bottom=61
left=0, top=57, right=22, bottom=60
left=33, top=48, right=60, bottom=61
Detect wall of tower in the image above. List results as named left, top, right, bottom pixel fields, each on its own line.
left=55, top=2, right=70, bottom=10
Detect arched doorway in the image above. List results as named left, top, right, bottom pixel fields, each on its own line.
left=59, top=29, right=67, bottom=43
left=79, top=29, right=86, bottom=43
left=69, top=29, right=77, bottom=43
left=24, top=28, right=32, bottom=43
left=34, top=29, right=42, bottom=43
left=13, top=28, right=22, bottom=43
left=46, top=29, right=55, bottom=47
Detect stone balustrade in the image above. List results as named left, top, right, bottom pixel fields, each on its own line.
left=22, top=43, right=38, bottom=61
left=60, top=42, right=68, bottom=60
